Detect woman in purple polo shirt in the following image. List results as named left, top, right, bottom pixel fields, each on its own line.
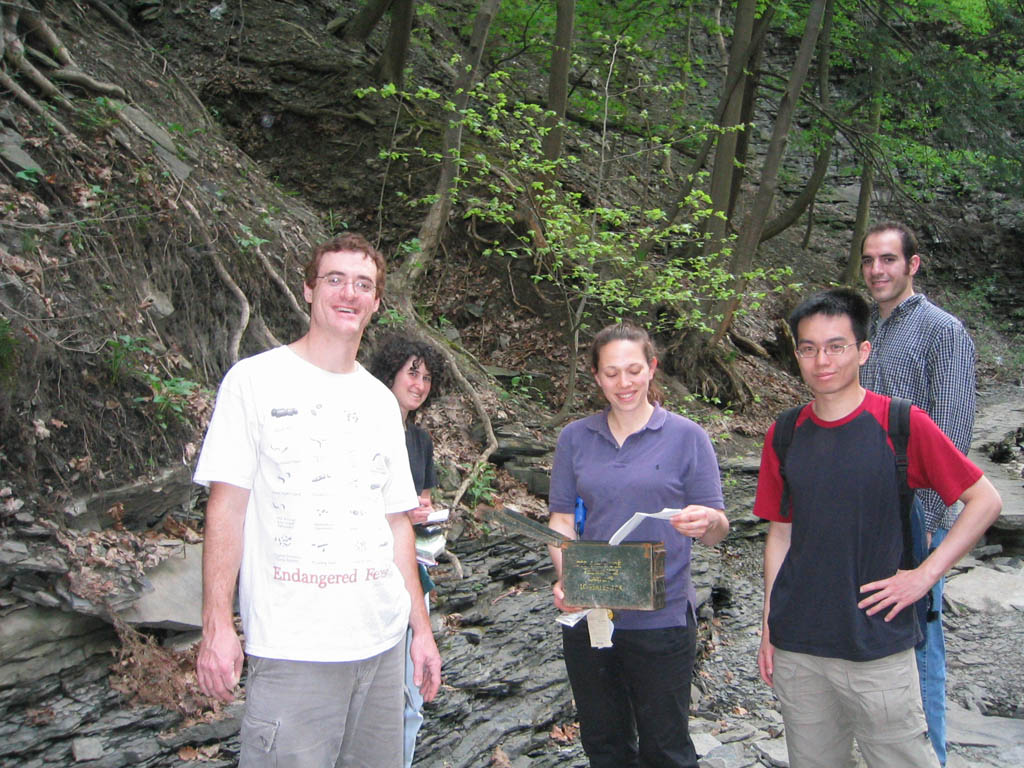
left=548, top=322, right=729, bottom=768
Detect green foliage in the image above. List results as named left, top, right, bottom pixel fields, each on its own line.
left=15, top=168, right=40, bottom=185
left=357, top=43, right=789, bottom=343
left=323, top=209, right=348, bottom=234
left=375, top=307, right=406, bottom=327
left=236, top=224, right=269, bottom=251
left=75, top=96, right=124, bottom=133
left=104, top=334, right=153, bottom=383
left=135, top=374, right=198, bottom=430
left=830, top=0, right=1024, bottom=196
left=500, top=373, right=543, bottom=402
left=0, top=318, right=18, bottom=389
left=464, top=462, right=498, bottom=508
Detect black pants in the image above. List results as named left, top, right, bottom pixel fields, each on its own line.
left=561, top=621, right=698, bottom=768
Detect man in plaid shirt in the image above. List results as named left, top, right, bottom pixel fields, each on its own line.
left=859, top=221, right=976, bottom=766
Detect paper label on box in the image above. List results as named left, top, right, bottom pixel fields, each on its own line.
left=587, top=608, right=614, bottom=648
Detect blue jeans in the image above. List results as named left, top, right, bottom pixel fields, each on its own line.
left=911, top=499, right=948, bottom=766
left=402, top=627, right=424, bottom=768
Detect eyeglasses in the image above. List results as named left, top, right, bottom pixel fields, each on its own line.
left=315, top=274, right=376, bottom=295
left=795, top=342, right=859, bottom=358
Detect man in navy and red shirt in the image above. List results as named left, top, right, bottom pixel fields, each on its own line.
left=753, top=288, right=1001, bottom=768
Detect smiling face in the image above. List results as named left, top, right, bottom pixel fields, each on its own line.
left=795, top=312, right=871, bottom=400
left=593, top=339, right=657, bottom=416
left=861, top=229, right=920, bottom=316
left=391, top=355, right=432, bottom=420
left=302, top=249, right=380, bottom=339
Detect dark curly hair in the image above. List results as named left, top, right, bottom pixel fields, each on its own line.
left=368, top=333, right=447, bottom=420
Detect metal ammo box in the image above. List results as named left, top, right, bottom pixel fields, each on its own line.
left=485, top=507, right=666, bottom=611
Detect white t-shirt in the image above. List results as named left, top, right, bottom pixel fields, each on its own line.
left=194, top=346, right=418, bottom=662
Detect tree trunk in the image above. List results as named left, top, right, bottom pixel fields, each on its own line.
left=542, top=0, right=575, bottom=163
left=337, top=0, right=393, bottom=42
left=708, top=0, right=829, bottom=346
left=842, top=30, right=884, bottom=284
left=760, top=0, right=836, bottom=243
left=394, top=0, right=502, bottom=292
left=701, top=0, right=756, bottom=260
left=727, top=30, right=766, bottom=222
left=639, top=2, right=776, bottom=254
left=371, top=0, right=414, bottom=87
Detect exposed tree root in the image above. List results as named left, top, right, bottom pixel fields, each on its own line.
left=183, top=199, right=250, bottom=366
left=254, top=246, right=310, bottom=326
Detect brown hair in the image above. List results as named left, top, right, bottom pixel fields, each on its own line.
left=861, top=221, right=920, bottom=265
left=589, top=322, right=664, bottom=405
left=303, top=233, right=386, bottom=298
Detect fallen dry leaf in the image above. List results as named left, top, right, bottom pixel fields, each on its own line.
left=490, top=746, right=512, bottom=767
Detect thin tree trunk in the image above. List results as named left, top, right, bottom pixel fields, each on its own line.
left=542, top=0, right=575, bottom=163
left=638, top=2, right=776, bottom=256
left=394, top=0, right=502, bottom=292
left=335, top=0, right=393, bottom=42
left=761, top=0, right=836, bottom=243
left=708, top=0, right=829, bottom=346
left=371, top=0, right=414, bottom=87
left=701, top=0, right=756, bottom=260
left=842, top=29, right=884, bottom=284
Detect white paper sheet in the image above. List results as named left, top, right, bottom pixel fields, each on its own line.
left=607, top=507, right=681, bottom=545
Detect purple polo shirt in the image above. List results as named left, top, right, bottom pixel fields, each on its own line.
left=549, top=405, right=725, bottom=629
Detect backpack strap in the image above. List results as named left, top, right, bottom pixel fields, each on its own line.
left=888, top=397, right=915, bottom=570
left=772, top=404, right=804, bottom=519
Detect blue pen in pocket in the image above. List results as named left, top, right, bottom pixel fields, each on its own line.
left=574, top=496, right=587, bottom=538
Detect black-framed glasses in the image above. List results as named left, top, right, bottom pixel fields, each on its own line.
left=315, top=273, right=376, bottom=295
left=795, top=342, right=859, bottom=358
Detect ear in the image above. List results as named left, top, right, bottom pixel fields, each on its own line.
left=857, top=340, right=872, bottom=366
left=649, top=356, right=658, bottom=377
left=908, top=254, right=921, bottom=276
left=303, top=281, right=314, bottom=304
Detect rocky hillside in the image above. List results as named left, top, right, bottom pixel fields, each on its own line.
left=2, top=1, right=1023, bottom=766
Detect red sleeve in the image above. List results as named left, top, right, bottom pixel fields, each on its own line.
left=906, top=406, right=983, bottom=505
left=753, top=422, right=790, bottom=523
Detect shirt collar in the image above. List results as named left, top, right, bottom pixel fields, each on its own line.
left=585, top=404, right=667, bottom=444
left=872, top=292, right=925, bottom=326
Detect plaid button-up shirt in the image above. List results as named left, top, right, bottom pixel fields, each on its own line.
left=861, top=293, right=976, bottom=532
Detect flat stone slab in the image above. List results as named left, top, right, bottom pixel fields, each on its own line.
left=117, top=543, right=203, bottom=630
left=971, top=397, right=1024, bottom=527
left=945, top=565, right=1024, bottom=613
left=948, top=701, right=1024, bottom=749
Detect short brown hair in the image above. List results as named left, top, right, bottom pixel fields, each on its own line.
left=862, top=221, right=919, bottom=264
left=304, top=233, right=386, bottom=298
left=589, top=322, right=664, bottom=405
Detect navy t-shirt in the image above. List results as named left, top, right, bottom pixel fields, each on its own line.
left=754, top=390, right=982, bottom=661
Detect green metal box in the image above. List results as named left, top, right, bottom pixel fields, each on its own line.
left=561, top=540, right=666, bottom=611
left=483, top=507, right=667, bottom=611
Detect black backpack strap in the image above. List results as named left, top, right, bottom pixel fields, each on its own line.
left=772, top=405, right=804, bottom=519
left=888, top=397, right=915, bottom=570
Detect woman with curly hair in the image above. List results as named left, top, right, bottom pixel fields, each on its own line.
left=369, top=333, right=447, bottom=768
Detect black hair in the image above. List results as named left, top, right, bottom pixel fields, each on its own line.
left=788, top=288, right=871, bottom=344
left=861, top=221, right=920, bottom=263
left=368, top=333, right=447, bottom=420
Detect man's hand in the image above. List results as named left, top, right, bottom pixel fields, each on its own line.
left=410, top=627, right=442, bottom=702
left=858, top=568, right=933, bottom=622
left=407, top=491, right=434, bottom=525
left=757, top=629, right=776, bottom=687
left=196, top=624, right=244, bottom=702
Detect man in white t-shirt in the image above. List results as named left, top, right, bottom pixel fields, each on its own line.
left=193, top=233, right=441, bottom=768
